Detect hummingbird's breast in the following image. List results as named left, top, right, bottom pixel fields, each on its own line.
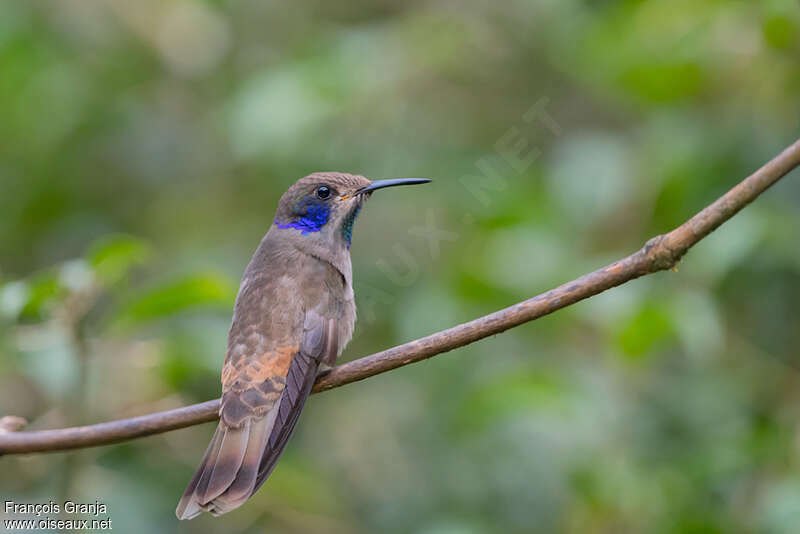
left=228, top=233, right=355, bottom=369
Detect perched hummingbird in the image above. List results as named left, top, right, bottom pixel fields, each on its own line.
left=176, top=173, right=430, bottom=519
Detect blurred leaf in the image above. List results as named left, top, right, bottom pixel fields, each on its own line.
left=763, top=14, right=797, bottom=50
left=455, top=371, right=570, bottom=434
left=614, top=302, right=675, bottom=359
left=17, top=271, right=65, bottom=321
left=87, top=234, right=152, bottom=286
left=619, top=60, right=703, bottom=104
left=158, top=334, right=220, bottom=397
left=259, top=456, right=343, bottom=514
left=113, top=273, right=235, bottom=327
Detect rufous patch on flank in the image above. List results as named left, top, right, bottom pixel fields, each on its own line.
left=254, top=345, right=298, bottom=381
left=221, top=345, right=299, bottom=390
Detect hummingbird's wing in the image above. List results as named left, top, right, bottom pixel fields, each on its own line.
left=253, top=309, right=338, bottom=491
left=175, top=306, right=338, bottom=519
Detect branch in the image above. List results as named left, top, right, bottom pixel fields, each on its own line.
left=3, top=139, right=799, bottom=455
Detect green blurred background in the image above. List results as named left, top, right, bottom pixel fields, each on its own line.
left=2, top=1, right=800, bottom=533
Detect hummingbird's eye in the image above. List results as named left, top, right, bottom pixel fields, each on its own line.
left=316, top=186, right=333, bottom=200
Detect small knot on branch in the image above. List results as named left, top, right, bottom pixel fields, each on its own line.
left=642, top=234, right=687, bottom=272
left=0, top=416, right=28, bottom=433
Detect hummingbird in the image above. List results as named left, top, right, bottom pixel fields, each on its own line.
left=176, top=173, right=431, bottom=519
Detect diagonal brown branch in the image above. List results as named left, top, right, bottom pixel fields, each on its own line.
left=2, top=138, right=799, bottom=455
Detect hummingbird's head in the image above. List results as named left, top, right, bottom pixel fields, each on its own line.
left=274, top=172, right=430, bottom=249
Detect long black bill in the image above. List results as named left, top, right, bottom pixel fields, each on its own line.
left=356, top=178, right=432, bottom=195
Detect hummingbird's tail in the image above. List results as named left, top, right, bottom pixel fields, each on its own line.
left=175, top=410, right=274, bottom=519
left=175, top=350, right=320, bottom=519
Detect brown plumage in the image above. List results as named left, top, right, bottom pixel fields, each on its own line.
left=176, top=173, right=430, bottom=519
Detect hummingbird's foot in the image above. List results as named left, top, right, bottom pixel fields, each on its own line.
left=317, top=364, right=334, bottom=376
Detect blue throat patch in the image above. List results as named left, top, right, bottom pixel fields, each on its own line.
left=275, top=197, right=362, bottom=247
left=275, top=201, right=330, bottom=235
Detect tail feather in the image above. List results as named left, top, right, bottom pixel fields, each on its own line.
left=201, top=419, right=250, bottom=504
left=176, top=416, right=268, bottom=519
left=207, top=408, right=276, bottom=515
left=176, top=425, right=224, bottom=520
